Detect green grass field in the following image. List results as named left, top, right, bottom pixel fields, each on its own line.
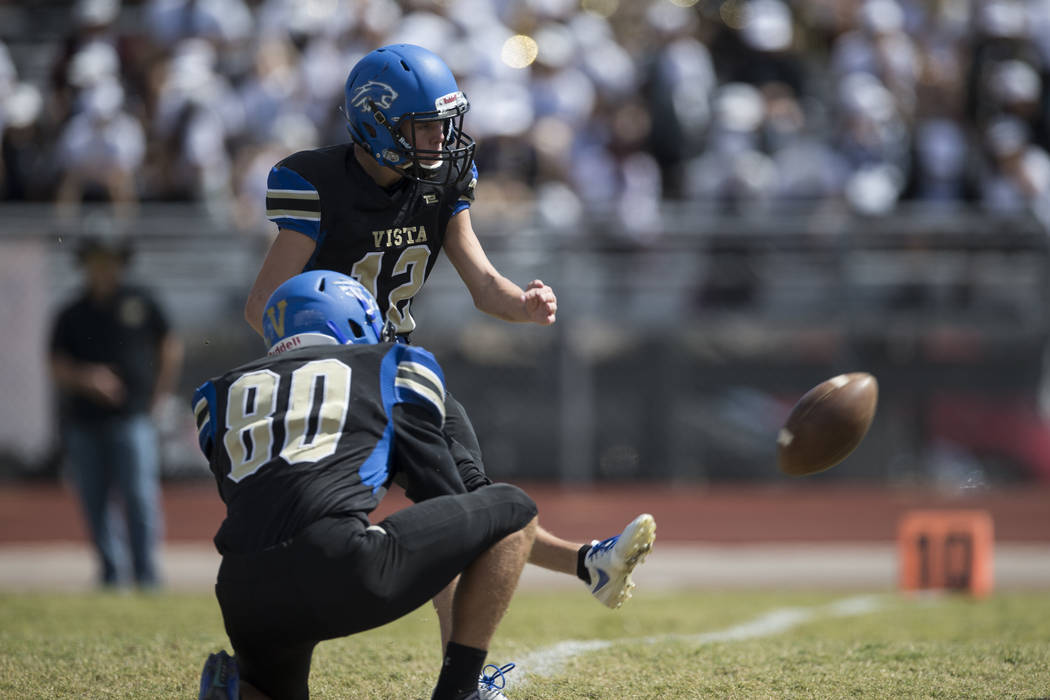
left=1, top=589, right=1048, bottom=699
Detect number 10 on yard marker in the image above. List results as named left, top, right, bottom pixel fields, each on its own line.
left=897, top=510, right=994, bottom=597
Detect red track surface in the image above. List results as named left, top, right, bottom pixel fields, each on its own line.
left=2, top=482, right=1048, bottom=544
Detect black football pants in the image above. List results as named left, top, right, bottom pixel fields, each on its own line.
left=214, top=483, right=536, bottom=700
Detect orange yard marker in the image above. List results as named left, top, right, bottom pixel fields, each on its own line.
left=898, top=510, right=994, bottom=597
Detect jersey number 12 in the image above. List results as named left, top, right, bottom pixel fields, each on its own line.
left=351, top=244, right=431, bottom=334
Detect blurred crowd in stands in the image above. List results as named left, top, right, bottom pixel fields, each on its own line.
left=0, top=0, right=1048, bottom=236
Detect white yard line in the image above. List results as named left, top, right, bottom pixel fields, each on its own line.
left=506, top=595, right=888, bottom=688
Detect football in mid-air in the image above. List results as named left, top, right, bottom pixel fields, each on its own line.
left=777, top=372, right=878, bottom=476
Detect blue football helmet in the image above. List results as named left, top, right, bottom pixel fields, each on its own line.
left=344, top=44, right=475, bottom=186
left=262, top=270, right=385, bottom=351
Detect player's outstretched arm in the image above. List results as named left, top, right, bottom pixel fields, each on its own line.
left=444, top=210, right=557, bottom=325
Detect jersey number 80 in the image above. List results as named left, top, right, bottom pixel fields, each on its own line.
left=223, top=359, right=351, bottom=482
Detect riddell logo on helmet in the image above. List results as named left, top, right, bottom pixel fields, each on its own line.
left=267, top=335, right=301, bottom=356
left=351, top=81, right=398, bottom=112
left=434, top=91, right=465, bottom=113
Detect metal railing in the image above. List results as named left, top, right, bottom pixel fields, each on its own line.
left=2, top=201, right=1048, bottom=484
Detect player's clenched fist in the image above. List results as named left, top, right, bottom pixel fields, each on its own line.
left=522, top=279, right=557, bottom=325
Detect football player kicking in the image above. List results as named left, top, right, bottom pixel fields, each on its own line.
left=242, top=41, right=656, bottom=655
left=197, top=271, right=654, bottom=700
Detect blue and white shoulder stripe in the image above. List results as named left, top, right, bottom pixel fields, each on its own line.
left=191, top=381, right=218, bottom=458
left=452, top=162, right=478, bottom=216
left=266, top=166, right=321, bottom=239
left=392, top=346, right=446, bottom=424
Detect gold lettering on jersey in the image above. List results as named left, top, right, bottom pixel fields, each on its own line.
left=422, top=194, right=438, bottom=205
left=265, top=299, right=288, bottom=338
left=370, top=226, right=428, bottom=248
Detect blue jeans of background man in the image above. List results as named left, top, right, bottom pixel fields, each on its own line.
left=65, top=414, right=163, bottom=587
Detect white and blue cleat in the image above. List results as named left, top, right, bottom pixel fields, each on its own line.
left=584, top=513, right=656, bottom=609
left=474, top=662, right=515, bottom=698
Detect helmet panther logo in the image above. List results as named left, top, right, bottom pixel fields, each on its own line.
left=332, top=279, right=380, bottom=316
left=350, top=81, right=398, bottom=113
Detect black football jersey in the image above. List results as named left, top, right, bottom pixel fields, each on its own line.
left=191, top=341, right=460, bottom=554
left=265, top=144, right=477, bottom=336
left=50, top=285, right=170, bottom=421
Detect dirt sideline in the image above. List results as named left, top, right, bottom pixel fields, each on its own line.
left=2, top=482, right=1048, bottom=593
